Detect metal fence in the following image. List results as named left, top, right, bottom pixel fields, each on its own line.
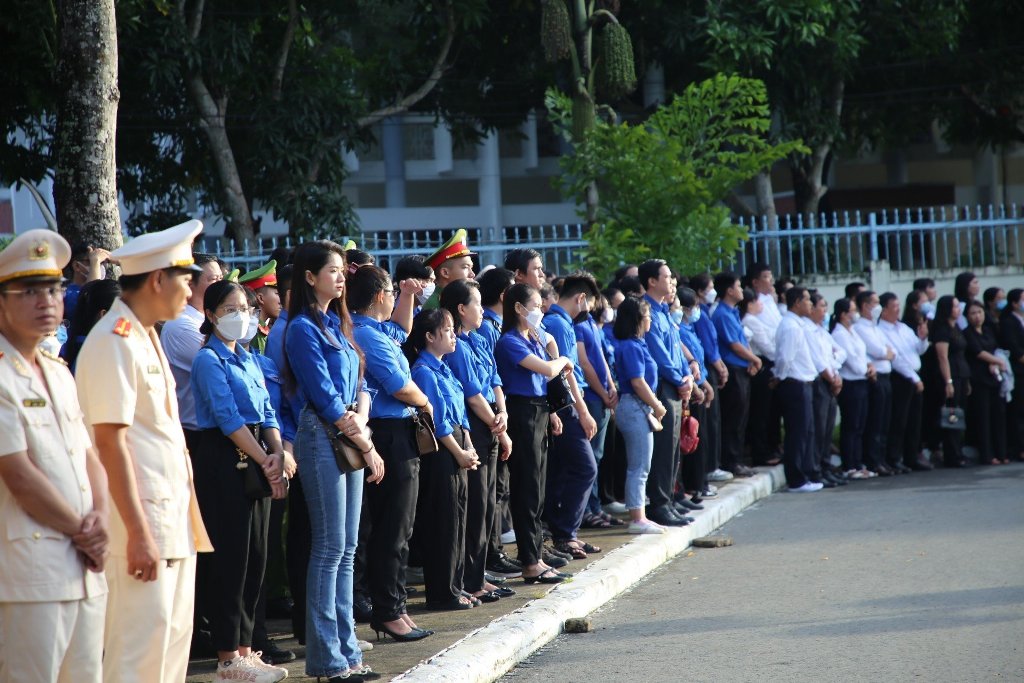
left=198, top=204, right=1024, bottom=278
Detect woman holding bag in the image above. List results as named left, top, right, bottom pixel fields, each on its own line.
left=191, top=279, right=288, bottom=682
left=923, top=295, right=971, bottom=468
left=283, top=241, right=384, bottom=683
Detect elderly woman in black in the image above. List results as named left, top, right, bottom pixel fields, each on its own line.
left=963, top=301, right=1009, bottom=465
left=923, top=295, right=970, bottom=467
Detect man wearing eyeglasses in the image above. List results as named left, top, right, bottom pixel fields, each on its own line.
left=0, top=230, right=110, bottom=682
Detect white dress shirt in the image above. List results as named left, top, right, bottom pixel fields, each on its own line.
left=160, top=304, right=204, bottom=430
left=831, top=324, right=870, bottom=380
left=879, top=318, right=929, bottom=383
left=774, top=312, right=818, bottom=382
left=853, top=317, right=894, bottom=374
left=756, top=292, right=783, bottom=333
left=743, top=313, right=777, bottom=361
left=811, top=322, right=847, bottom=377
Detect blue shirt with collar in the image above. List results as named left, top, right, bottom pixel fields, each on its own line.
left=712, top=301, right=750, bottom=368
left=412, top=351, right=469, bottom=438
left=542, top=303, right=587, bottom=391
left=264, top=310, right=298, bottom=442
left=600, top=325, right=618, bottom=381
left=192, top=335, right=279, bottom=435
left=615, top=337, right=658, bottom=396
left=351, top=313, right=415, bottom=419
left=445, top=331, right=501, bottom=404
left=642, top=294, right=687, bottom=388
left=695, top=303, right=721, bottom=365
left=285, top=308, right=362, bottom=424
left=574, top=317, right=611, bottom=403
left=478, top=309, right=502, bottom=354
left=495, top=330, right=547, bottom=397
left=679, top=321, right=707, bottom=383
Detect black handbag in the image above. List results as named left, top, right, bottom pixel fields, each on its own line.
left=235, top=426, right=272, bottom=499
left=539, top=334, right=576, bottom=414
left=939, top=402, right=966, bottom=431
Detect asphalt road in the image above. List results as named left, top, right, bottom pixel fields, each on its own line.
left=502, top=464, right=1024, bottom=683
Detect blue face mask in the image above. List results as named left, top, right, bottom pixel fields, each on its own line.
left=997, top=299, right=1007, bottom=311
left=670, top=309, right=684, bottom=326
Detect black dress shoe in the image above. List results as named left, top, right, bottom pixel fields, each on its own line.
left=894, top=463, right=913, bottom=474
left=911, top=458, right=934, bottom=471
left=811, top=478, right=837, bottom=489
left=822, top=471, right=847, bottom=486
left=648, top=509, right=690, bottom=526
left=354, top=596, right=372, bottom=623
left=484, top=573, right=508, bottom=585
left=493, top=586, right=516, bottom=597
left=676, top=498, right=704, bottom=510
left=541, top=550, right=569, bottom=568
left=255, top=640, right=296, bottom=664
left=872, top=464, right=893, bottom=476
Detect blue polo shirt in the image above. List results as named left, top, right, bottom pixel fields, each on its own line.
left=285, top=308, right=363, bottom=424
left=600, top=324, right=618, bottom=381
left=574, top=317, right=610, bottom=403
left=264, top=310, right=298, bottom=442
left=642, top=294, right=687, bottom=389
left=615, top=337, right=658, bottom=396
left=412, top=352, right=470, bottom=439
left=679, top=321, right=707, bottom=383
left=478, top=309, right=502, bottom=353
left=495, top=331, right=547, bottom=398
left=445, top=331, right=501, bottom=404
left=351, top=313, right=415, bottom=419
left=712, top=301, right=750, bottom=368
left=695, top=303, right=721, bottom=365
left=192, top=336, right=279, bottom=435
left=542, top=303, right=587, bottom=392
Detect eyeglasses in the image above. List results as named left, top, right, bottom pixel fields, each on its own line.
left=1, top=285, right=67, bottom=301
left=217, top=305, right=251, bottom=315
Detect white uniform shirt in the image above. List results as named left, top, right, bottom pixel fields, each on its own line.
left=743, top=313, right=776, bottom=361
left=879, top=319, right=929, bottom=383
left=0, top=335, right=107, bottom=602
left=159, top=304, right=204, bottom=431
left=811, top=322, right=847, bottom=378
left=853, top=317, right=894, bottom=375
left=754, top=292, right=782, bottom=360
left=831, top=324, right=870, bottom=381
left=77, top=298, right=211, bottom=560
left=773, top=312, right=818, bottom=382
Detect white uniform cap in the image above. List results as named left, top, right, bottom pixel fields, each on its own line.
left=112, top=220, right=204, bottom=276
left=0, top=229, right=72, bottom=285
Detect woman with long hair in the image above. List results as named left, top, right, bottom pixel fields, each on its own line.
left=494, top=283, right=574, bottom=584
left=830, top=297, right=876, bottom=479
left=963, top=300, right=1009, bottom=465
left=923, top=295, right=971, bottom=467
left=62, top=278, right=120, bottom=373
left=283, top=241, right=384, bottom=682
left=953, top=272, right=980, bottom=330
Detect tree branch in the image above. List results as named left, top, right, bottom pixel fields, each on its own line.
left=271, top=0, right=299, bottom=102
left=587, top=8, right=619, bottom=28
left=185, top=0, right=205, bottom=41
left=356, top=0, right=456, bottom=129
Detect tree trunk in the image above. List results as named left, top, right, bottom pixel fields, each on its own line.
left=791, top=79, right=845, bottom=225
left=753, top=171, right=777, bottom=228
left=54, top=0, right=122, bottom=250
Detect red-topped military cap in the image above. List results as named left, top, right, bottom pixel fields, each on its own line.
left=425, top=229, right=476, bottom=270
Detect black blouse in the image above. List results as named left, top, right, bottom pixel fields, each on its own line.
left=928, top=322, right=970, bottom=380
left=964, top=325, right=999, bottom=388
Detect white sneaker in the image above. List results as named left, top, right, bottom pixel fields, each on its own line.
left=500, top=529, right=517, bottom=544
left=244, top=653, right=288, bottom=679
left=215, top=655, right=286, bottom=682
left=628, top=520, right=665, bottom=534
left=788, top=482, right=823, bottom=493
left=358, top=639, right=373, bottom=652
left=701, top=485, right=719, bottom=498
left=708, top=468, right=734, bottom=482
left=603, top=501, right=627, bottom=514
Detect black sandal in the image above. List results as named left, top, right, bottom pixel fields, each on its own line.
left=523, top=568, right=567, bottom=584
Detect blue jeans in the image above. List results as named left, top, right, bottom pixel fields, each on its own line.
left=296, top=408, right=364, bottom=677
left=617, top=394, right=654, bottom=511
left=585, top=398, right=611, bottom=516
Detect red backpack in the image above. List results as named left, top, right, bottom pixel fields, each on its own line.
left=679, top=408, right=700, bottom=455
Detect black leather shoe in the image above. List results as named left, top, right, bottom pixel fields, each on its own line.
left=648, top=509, right=690, bottom=526
left=677, top=498, right=704, bottom=511
left=541, top=550, right=569, bottom=568
left=822, top=471, right=847, bottom=486
left=811, top=477, right=837, bottom=489
left=893, top=463, right=913, bottom=474
left=911, top=458, right=934, bottom=471
left=493, top=586, right=516, bottom=597
left=872, top=464, right=893, bottom=476
left=354, top=596, right=372, bottom=623
left=255, top=640, right=296, bottom=664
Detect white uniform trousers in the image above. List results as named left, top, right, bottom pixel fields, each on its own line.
left=103, top=554, right=196, bottom=683
left=0, top=593, right=106, bottom=683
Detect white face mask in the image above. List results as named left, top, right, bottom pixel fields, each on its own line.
left=704, top=289, right=716, bottom=305
left=216, top=311, right=250, bottom=342
left=870, top=304, right=883, bottom=322
left=238, top=319, right=259, bottom=345
left=921, top=300, right=936, bottom=317
left=851, top=312, right=861, bottom=323
left=97, top=265, right=107, bottom=281
left=417, top=282, right=436, bottom=305
left=524, top=308, right=544, bottom=330
left=39, top=335, right=62, bottom=356
left=601, top=308, right=614, bottom=324
left=687, top=307, right=701, bottom=324
left=670, top=309, right=684, bottom=325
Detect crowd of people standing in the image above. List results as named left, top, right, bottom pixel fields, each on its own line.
left=2, top=219, right=1023, bottom=683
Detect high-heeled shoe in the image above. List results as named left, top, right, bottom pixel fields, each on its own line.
left=369, top=621, right=433, bottom=642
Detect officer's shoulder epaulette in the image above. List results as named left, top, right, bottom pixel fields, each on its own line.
left=112, top=318, right=132, bottom=337
left=39, top=348, right=68, bottom=365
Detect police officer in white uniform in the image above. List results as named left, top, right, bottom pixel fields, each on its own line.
left=76, top=220, right=213, bottom=683
left=0, top=230, right=109, bottom=683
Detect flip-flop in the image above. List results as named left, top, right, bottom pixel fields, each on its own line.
left=599, top=511, right=625, bottom=526
left=580, top=513, right=612, bottom=529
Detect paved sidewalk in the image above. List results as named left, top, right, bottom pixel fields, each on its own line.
left=186, top=466, right=784, bottom=681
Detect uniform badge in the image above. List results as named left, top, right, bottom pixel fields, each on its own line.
left=23, top=398, right=47, bottom=408
left=113, top=318, right=132, bottom=337
left=28, top=240, right=50, bottom=261
left=147, top=365, right=162, bottom=374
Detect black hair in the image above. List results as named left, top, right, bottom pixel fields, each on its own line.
left=558, top=272, right=600, bottom=301
left=402, top=308, right=452, bottom=366
left=638, top=259, right=668, bottom=291
left=775, top=277, right=794, bottom=298
left=964, top=299, right=986, bottom=322
left=689, top=272, right=712, bottom=295
left=64, top=279, right=121, bottom=371
left=345, top=264, right=392, bottom=313
left=551, top=276, right=565, bottom=295
left=617, top=276, right=643, bottom=298
left=746, top=262, right=771, bottom=282
left=346, top=249, right=374, bottom=274
left=269, top=246, right=292, bottom=267
left=277, top=264, right=293, bottom=300
left=1002, top=288, right=1024, bottom=318
left=504, top=248, right=541, bottom=274
left=193, top=252, right=218, bottom=268
left=590, top=294, right=609, bottom=324
left=613, top=294, right=650, bottom=340
left=199, top=280, right=246, bottom=336
left=602, top=286, right=623, bottom=302
left=829, top=297, right=853, bottom=332
left=739, top=286, right=758, bottom=316
left=439, top=278, right=480, bottom=334
left=879, top=292, right=899, bottom=311
left=912, top=277, right=934, bottom=292
left=713, top=271, right=739, bottom=300
left=612, top=264, right=637, bottom=286
left=902, top=290, right=925, bottom=327
left=983, top=287, right=1003, bottom=308
left=810, top=291, right=825, bottom=308
left=784, top=285, right=808, bottom=310
left=539, top=284, right=554, bottom=301
left=393, top=255, right=432, bottom=283
left=934, top=294, right=957, bottom=324
left=855, top=290, right=876, bottom=311
left=676, top=286, right=698, bottom=309
left=844, top=281, right=866, bottom=299
left=954, top=271, right=977, bottom=303
left=478, top=267, right=514, bottom=307
left=501, top=283, right=537, bottom=335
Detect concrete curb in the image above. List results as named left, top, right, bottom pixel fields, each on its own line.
left=393, top=465, right=787, bottom=682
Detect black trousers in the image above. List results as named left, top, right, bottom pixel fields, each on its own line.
left=863, top=373, right=892, bottom=469
left=193, top=428, right=271, bottom=652
left=646, top=384, right=682, bottom=511
left=889, top=373, right=923, bottom=468
left=939, top=378, right=969, bottom=466
left=838, top=379, right=869, bottom=470
left=812, top=378, right=837, bottom=475
left=465, top=413, right=498, bottom=592
left=680, top=401, right=708, bottom=494
left=250, top=495, right=286, bottom=647
left=353, top=480, right=373, bottom=605
left=747, top=358, right=777, bottom=465
left=778, top=380, right=816, bottom=487
left=285, top=474, right=312, bottom=643
left=420, top=427, right=469, bottom=604
left=703, top=365, right=723, bottom=472
left=506, top=396, right=549, bottom=567
left=486, top=457, right=510, bottom=560
left=719, top=365, right=751, bottom=471
left=599, top=419, right=627, bottom=503
left=367, top=418, right=421, bottom=622
left=1007, top=370, right=1024, bottom=457
left=968, top=381, right=1007, bottom=463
